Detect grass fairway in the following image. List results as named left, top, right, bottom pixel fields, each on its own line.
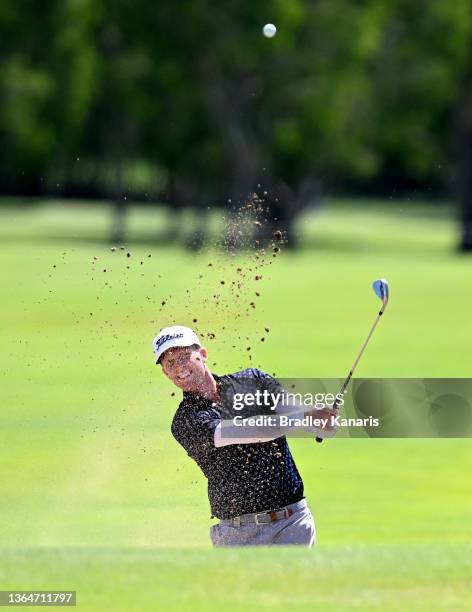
left=0, top=199, right=471, bottom=610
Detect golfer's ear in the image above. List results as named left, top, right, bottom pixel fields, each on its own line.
left=199, top=347, right=208, bottom=361
left=160, top=362, right=169, bottom=376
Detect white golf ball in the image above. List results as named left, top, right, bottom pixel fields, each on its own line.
left=263, top=23, right=277, bottom=38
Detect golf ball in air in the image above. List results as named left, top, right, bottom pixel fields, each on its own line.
left=263, top=23, right=277, bottom=38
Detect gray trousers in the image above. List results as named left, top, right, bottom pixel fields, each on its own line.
left=210, top=500, right=316, bottom=547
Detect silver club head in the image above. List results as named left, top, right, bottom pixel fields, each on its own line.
left=373, top=278, right=389, bottom=304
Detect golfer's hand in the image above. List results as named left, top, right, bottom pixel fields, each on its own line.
left=319, top=406, right=338, bottom=434
left=305, top=405, right=338, bottom=435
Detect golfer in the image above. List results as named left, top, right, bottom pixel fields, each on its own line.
left=153, top=325, right=337, bottom=547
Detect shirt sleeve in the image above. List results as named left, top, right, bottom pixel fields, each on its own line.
left=250, top=368, right=285, bottom=392
left=171, top=406, right=221, bottom=458
left=213, top=409, right=336, bottom=448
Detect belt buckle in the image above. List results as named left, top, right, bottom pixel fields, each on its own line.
left=255, top=511, right=271, bottom=525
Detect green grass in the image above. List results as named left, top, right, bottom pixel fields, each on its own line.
left=0, top=199, right=471, bottom=610
left=1, top=545, right=471, bottom=611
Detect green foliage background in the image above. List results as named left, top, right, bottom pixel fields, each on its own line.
left=1, top=1, right=472, bottom=197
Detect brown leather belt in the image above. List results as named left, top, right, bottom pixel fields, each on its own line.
left=220, top=499, right=306, bottom=527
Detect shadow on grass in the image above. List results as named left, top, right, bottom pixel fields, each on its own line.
left=0, top=232, right=463, bottom=259
left=0, top=232, right=181, bottom=249
left=0, top=196, right=462, bottom=255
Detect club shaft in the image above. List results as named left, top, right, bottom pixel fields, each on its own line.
left=344, top=310, right=384, bottom=386
left=316, top=303, right=387, bottom=442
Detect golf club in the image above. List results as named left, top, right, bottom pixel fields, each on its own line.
left=316, top=278, right=389, bottom=443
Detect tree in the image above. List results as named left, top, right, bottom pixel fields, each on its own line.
left=2, top=0, right=472, bottom=251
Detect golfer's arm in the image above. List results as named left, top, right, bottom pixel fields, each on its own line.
left=214, top=408, right=335, bottom=448
left=214, top=416, right=300, bottom=447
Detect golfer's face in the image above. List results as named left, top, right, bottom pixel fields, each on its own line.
left=160, top=346, right=206, bottom=392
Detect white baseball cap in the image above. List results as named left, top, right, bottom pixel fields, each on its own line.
left=153, top=325, right=201, bottom=364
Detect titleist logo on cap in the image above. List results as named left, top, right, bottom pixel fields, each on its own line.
left=155, top=332, right=184, bottom=350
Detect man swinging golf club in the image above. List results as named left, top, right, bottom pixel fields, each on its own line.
left=153, top=325, right=337, bottom=547
left=153, top=280, right=389, bottom=546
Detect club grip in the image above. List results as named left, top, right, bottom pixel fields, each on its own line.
left=315, top=397, right=341, bottom=444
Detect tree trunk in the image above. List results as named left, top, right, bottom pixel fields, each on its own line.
left=456, top=86, right=472, bottom=251
left=110, top=199, right=127, bottom=244
left=257, top=176, right=321, bottom=249
left=109, top=159, right=127, bottom=245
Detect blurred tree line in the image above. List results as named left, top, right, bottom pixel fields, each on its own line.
left=1, top=0, right=472, bottom=249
